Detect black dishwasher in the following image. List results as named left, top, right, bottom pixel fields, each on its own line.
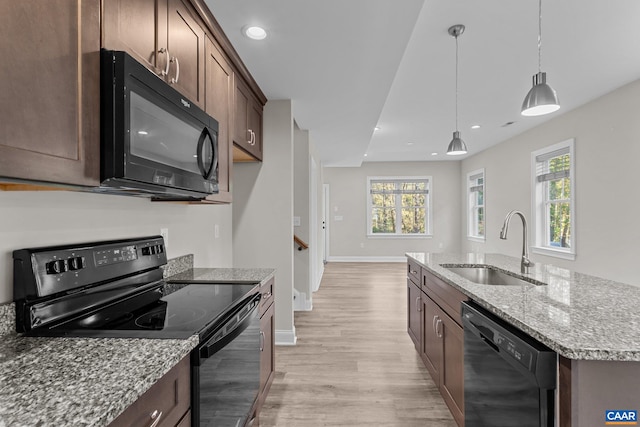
left=462, top=302, right=557, bottom=427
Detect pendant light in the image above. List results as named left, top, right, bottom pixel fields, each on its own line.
left=521, top=0, right=559, bottom=116
left=446, top=25, right=467, bottom=156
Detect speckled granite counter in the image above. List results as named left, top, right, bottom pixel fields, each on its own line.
left=406, top=252, right=640, bottom=361
left=0, top=332, right=198, bottom=426
left=166, top=267, right=276, bottom=285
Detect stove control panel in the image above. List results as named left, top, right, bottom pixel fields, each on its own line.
left=13, top=236, right=167, bottom=299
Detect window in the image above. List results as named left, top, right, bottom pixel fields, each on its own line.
left=467, top=169, right=485, bottom=241
left=531, top=139, right=575, bottom=259
left=367, top=177, right=431, bottom=236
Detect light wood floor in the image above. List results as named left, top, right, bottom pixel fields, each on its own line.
left=259, top=262, right=457, bottom=427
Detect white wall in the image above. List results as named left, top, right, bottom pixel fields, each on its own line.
left=293, top=126, right=311, bottom=310
left=0, top=191, right=233, bottom=303
left=323, top=161, right=462, bottom=260
left=460, top=78, right=640, bottom=286
left=232, top=100, right=296, bottom=344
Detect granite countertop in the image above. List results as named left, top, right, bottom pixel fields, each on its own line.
left=0, top=255, right=275, bottom=427
left=0, top=333, right=198, bottom=426
left=406, top=252, right=640, bottom=362
left=166, top=267, right=276, bottom=285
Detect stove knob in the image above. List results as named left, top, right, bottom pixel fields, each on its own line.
left=46, top=261, right=60, bottom=274
left=68, top=256, right=85, bottom=270
left=47, top=259, right=68, bottom=274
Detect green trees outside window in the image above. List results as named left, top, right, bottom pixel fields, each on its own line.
left=369, top=178, right=429, bottom=235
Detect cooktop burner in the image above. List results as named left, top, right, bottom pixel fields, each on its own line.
left=49, top=283, right=258, bottom=339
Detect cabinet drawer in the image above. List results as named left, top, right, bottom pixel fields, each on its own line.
left=109, top=356, right=190, bottom=427
left=259, top=277, right=274, bottom=315
left=422, top=268, right=467, bottom=326
left=407, top=259, right=421, bottom=284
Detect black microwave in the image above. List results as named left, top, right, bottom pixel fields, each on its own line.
left=100, top=50, right=218, bottom=199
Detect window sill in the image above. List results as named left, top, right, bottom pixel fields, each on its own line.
left=531, top=246, right=576, bottom=261
left=367, top=234, right=433, bottom=239
left=467, top=236, right=486, bottom=243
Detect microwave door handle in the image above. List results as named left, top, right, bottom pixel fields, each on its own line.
left=196, top=127, right=217, bottom=179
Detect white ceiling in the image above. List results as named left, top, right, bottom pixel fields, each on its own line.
left=206, top=0, right=640, bottom=166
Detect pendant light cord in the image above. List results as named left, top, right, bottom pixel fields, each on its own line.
left=455, top=33, right=459, bottom=131
left=537, top=0, right=542, bottom=72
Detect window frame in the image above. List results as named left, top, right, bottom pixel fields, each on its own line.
left=467, top=168, right=486, bottom=242
left=366, top=176, right=433, bottom=238
left=531, top=139, right=576, bottom=260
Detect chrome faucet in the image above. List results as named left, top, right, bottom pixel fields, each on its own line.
left=500, top=210, right=534, bottom=273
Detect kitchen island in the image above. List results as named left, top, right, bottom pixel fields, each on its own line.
left=407, top=252, right=640, bottom=427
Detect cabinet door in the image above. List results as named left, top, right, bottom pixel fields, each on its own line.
left=248, top=100, right=263, bottom=160
left=204, top=35, right=232, bottom=201
left=102, top=0, right=168, bottom=76
left=259, top=302, right=275, bottom=408
left=407, top=279, right=421, bottom=349
left=0, top=0, right=100, bottom=186
left=167, top=0, right=205, bottom=108
left=109, top=356, right=190, bottom=427
left=439, top=308, right=464, bottom=426
left=234, top=78, right=251, bottom=152
left=233, top=78, right=263, bottom=161
left=421, top=295, right=442, bottom=385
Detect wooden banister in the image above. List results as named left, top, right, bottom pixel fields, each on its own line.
left=294, top=235, right=309, bottom=251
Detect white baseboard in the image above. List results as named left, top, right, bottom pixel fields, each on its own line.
left=275, top=328, right=297, bottom=346
left=327, top=256, right=407, bottom=263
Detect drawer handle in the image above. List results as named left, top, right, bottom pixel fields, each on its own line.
left=260, top=331, right=265, bottom=351
left=263, top=291, right=272, bottom=299
left=410, top=270, right=418, bottom=275
left=149, top=410, right=163, bottom=427
left=432, top=315, right=437, bottom=334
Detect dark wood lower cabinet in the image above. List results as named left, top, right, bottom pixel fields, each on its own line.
left=407, top=263, right=466, bottom=426
left=109, top=356, right=190, bottom=427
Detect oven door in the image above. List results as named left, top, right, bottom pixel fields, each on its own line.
left=192, top=293, right=261, bottom=427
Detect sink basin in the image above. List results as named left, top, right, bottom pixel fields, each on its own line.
left=442, top=265, right=544, bottom=286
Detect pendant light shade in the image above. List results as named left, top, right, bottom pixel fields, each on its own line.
left=446, top=24, right=467, bottom=156
left=447, top=131, right=467, bottom=155
left=521, top=72, right=559, bottom=116
left=521, top=0, right=559, bottom=117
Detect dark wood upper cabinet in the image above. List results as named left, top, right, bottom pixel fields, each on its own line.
left=167, top=0, right=206, bottom=109
left=0, top=0, right=101, bottom=187
left=234, top=78, right=263, bottom=161
left=202, top=35, right=233, bottom=203
left=103, top=0, right=205, bottom=109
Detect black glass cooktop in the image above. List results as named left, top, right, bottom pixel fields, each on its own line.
left=38, top=283, right=258, bottom=340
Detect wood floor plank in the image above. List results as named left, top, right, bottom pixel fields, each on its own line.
left=259, top=262, right=456, bottom=426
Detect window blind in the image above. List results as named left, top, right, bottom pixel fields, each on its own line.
left=536, top=147, right=570, bottom=183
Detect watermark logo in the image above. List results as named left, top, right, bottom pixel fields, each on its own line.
left=606, top=410, right=637, bottom=425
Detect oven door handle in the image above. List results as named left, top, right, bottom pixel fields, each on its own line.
left=199, top=294, right=261, bottom=359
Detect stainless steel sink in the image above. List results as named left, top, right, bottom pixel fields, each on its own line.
left=442, top=265, right=544, bottom=286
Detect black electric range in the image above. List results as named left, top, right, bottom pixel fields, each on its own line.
left=13, top=236, right=258, bottom=340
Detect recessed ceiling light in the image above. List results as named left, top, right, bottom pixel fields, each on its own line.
left=471, top=125, right=481, bottom=129
left=407, top=142, right=414, bottom=146
left=431, top=152, right=438, bottom=156
left=243, top=26, right=267, bottom=40
left=374, top=126, right=381, bottom=131
left=138, top=131, right=148, bottom=135
left=364, top=154, right=368, bottom=157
